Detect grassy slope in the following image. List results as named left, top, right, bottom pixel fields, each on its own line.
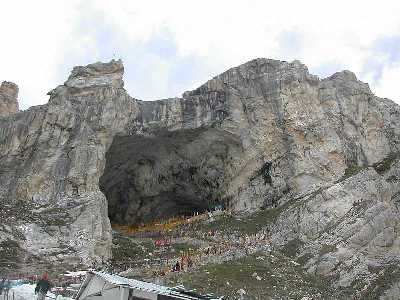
left=165, top=251, right=339, bottom=300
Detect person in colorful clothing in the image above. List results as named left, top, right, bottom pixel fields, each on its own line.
left=35, top=272, right=52, bottom=300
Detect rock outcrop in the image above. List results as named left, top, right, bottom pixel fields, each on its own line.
left=0, top=58, right=400, bottom=297
left=0, top=81, right=19, bottom=116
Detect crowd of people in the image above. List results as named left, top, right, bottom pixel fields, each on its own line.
left=106, top=208, right=274, bottom=281
left=149, top=228, right=272, bottom=279
left=113, top=211, right=212, bottom=238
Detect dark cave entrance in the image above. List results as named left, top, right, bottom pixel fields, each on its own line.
left=99, top=128, right=242, bottom=226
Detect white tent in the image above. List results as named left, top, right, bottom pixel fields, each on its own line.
left=75, top=271, right=221, bottom=300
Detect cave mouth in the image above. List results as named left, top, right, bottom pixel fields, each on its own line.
left=99, top=128, right=242, bottom=226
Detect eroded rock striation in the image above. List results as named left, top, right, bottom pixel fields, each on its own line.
left=0, top=81, right=19, bottom=116
left=1, top=58, right=400, bottom=297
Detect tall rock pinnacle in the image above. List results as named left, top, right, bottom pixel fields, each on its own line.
left=0, top=81, right=19, bottom=116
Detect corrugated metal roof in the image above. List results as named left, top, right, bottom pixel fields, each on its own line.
left=91, top=271, right=171, bottom=295
left=77, top=271, right=222, bottom=300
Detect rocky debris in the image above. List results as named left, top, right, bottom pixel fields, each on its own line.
left=0, top=57, right=400, bottom=299
left=0, top=81, right=19, bottom=115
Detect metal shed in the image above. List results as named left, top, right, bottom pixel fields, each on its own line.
left=75, top=271, right=221, bottom=300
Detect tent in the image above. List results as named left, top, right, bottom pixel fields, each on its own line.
left=75, top=271, right=222, bottom=300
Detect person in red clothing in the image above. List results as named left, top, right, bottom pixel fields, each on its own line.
left=35, top=272, right=52, bottom=300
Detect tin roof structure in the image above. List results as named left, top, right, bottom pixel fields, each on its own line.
left=75, top=270, right=222, bottom=300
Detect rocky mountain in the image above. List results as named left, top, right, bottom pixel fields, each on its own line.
left=1, top=58, right=399, bottom=298
left=0, top=81, right=19, bottom=116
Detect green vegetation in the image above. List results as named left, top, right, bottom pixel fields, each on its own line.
left=201, top=208, right=280, bottom=235
left=111, top=234, right=153, bottom=269
left=342, top=163, right=364, bottom=180
left=373, top=153, right=399, bottom=174
left=319, top=244, right=337, bottom=257
left=167, top=251, right=339, bottom=299
left=340, top=152, right=399, bottom=182
left=281, top=238, right=305, bottom=258
left=40, top=207, right=73, bottom=227
left=172, top=243, right=199, bottom=253
left=0, top=239, right=22, bottom=271
left=297, top=252, right=314, bottom=265
left=345, top=264, right=400, bottom=299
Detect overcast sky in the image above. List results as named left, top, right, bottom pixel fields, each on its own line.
left=1, top=0, right=399, bottom=109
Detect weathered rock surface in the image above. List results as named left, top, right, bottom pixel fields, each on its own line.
left=0, top=81, right=19, bottom=116
left=0, top=58, right=400, bottom=298
left=270, top=160, right=400, bottom=298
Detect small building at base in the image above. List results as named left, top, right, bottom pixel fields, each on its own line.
left=75, top=271, right=222, bottom=300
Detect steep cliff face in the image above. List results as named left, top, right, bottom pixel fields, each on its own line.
left=0, top=81, right=19, bottom=116
left=0, top=58, right=399, bottom=293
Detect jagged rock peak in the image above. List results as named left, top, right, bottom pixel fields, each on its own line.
left=213, top=58, right=310, bottom=82
left=64, top=59, right=124, bottom=89
left=327, top=69, right=357, bottom=80
left=0, top=81, right=19, bottom=116
left=184, top=58, right=316, bottom=97
left=239, top=57, right=308, bottom=70
left=321, top=69, right=371, bottom=94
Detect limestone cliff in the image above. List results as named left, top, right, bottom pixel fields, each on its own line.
left=0, top=81, right=19, bottom=116
left=0, top=58, right=400, bottom=297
